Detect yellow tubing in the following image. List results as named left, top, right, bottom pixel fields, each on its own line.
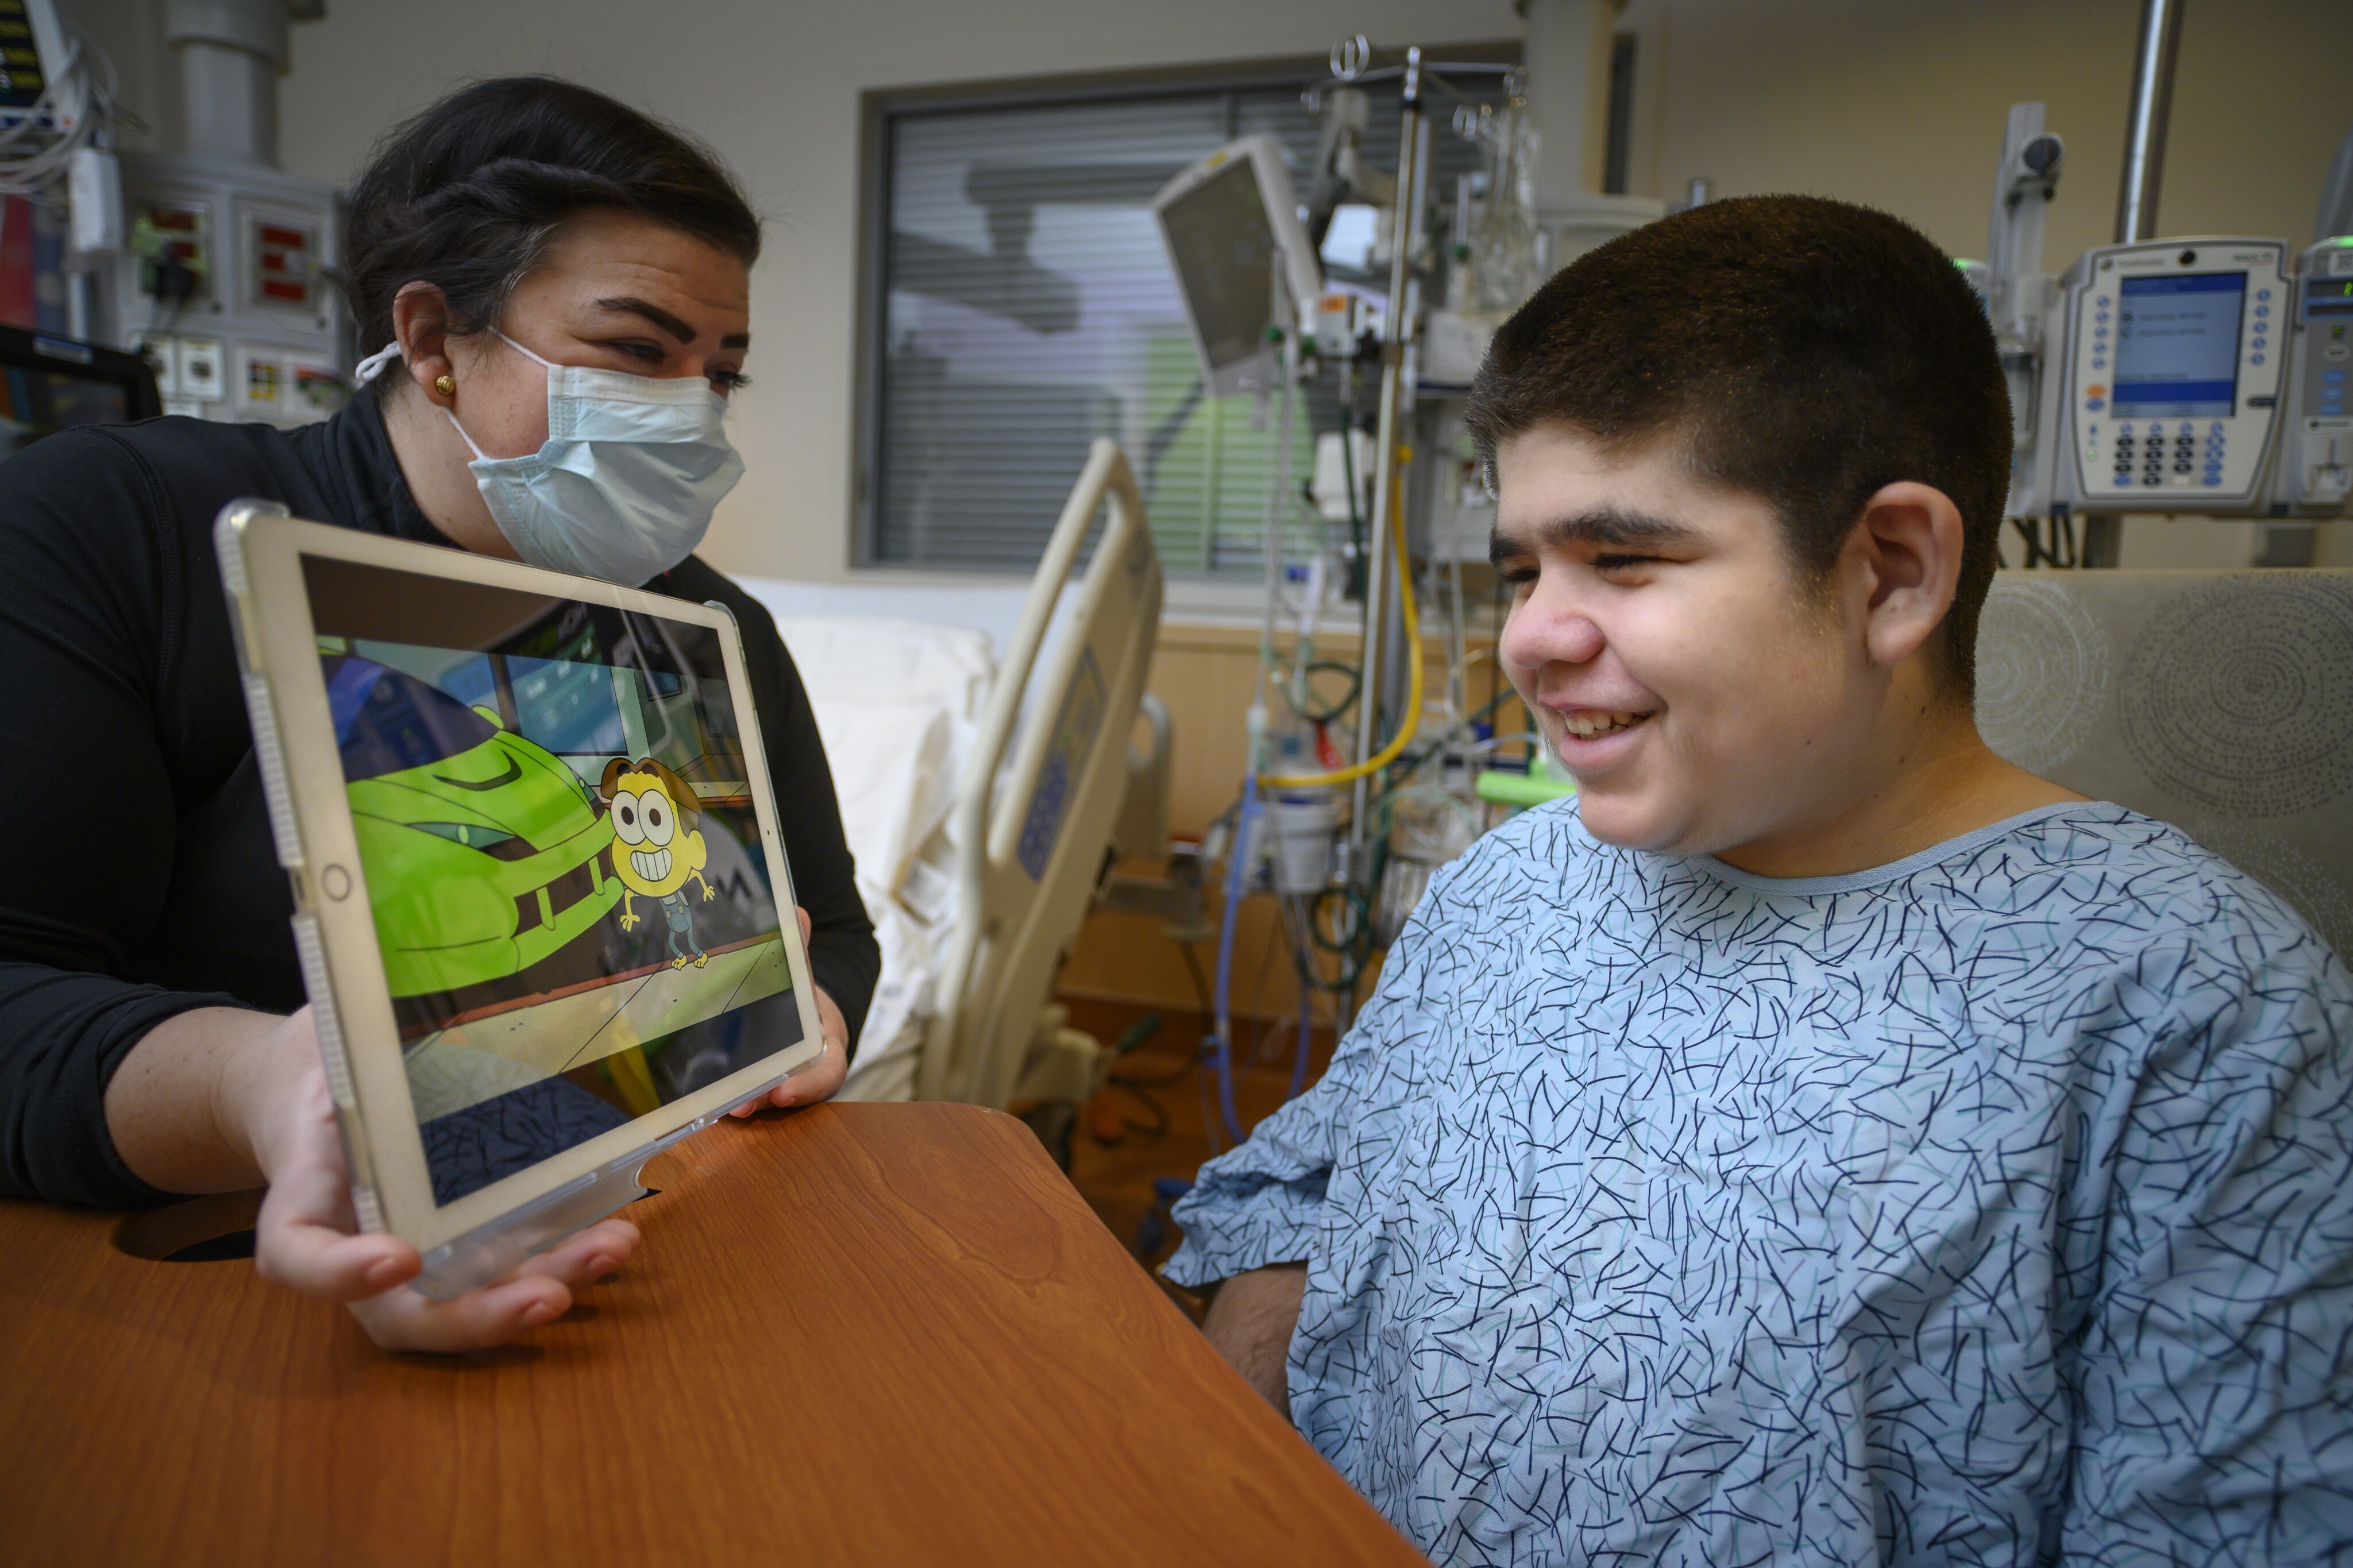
left=1259, top=473, right=1424, bottom=791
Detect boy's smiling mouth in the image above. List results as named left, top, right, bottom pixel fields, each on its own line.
left=1556, top=709, right=1652, bottom=739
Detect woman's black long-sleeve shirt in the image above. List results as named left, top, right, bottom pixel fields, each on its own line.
left=0, top=396, right=878, bottom=1208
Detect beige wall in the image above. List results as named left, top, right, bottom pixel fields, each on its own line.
left=65, top=1, right=2350, bottom=587
left=1635, top=0, right=2351, bottom=572
left=60, top=0, right=2347, bottom=1017
left=1640, top=0, right=2348, bottom=272
left=260, top=0, right=1521, bottom=589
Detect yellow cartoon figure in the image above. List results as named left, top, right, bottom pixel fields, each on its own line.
left=599, top=757, right=718, bottom=969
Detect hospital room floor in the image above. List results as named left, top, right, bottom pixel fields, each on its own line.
left=1053, top=996, right=1338, bottom=1299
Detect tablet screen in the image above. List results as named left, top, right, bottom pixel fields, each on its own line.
left=303, top=555, right=805, bottom=1205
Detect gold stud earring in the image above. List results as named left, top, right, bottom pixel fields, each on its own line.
left=434, top=374, right=456, bottom=398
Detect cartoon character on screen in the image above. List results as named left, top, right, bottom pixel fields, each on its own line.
left=600, top=757, right=718, bottom=968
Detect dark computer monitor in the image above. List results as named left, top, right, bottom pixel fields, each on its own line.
left=0, top=325, right=164, bottom=458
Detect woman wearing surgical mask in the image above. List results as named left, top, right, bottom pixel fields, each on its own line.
left=0, top=79, right=878, bottom=1349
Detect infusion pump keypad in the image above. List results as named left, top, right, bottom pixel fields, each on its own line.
left=2069, top=241, right=2288, bottom=507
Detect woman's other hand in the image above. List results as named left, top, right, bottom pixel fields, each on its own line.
left=728, top=905, right=848, bottom=1115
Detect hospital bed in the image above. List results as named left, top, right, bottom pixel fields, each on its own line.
left=746, top=439, right=1166, bottom=1114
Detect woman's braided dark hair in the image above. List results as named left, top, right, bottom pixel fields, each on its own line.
left=344, top=76, right=761, bottom=381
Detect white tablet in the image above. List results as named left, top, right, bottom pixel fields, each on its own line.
left=216, top=501, right=825, bottom=1297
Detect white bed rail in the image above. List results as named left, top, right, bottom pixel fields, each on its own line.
left=916, top=440, right=1164, bottom=1109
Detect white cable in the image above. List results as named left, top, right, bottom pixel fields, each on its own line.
left=0, top=31, right=117, bottom=198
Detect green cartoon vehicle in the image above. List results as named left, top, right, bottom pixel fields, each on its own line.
left=326, top=654, right=622, bottom=999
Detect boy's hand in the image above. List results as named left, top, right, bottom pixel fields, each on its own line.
left=1203, top=1261, right=1308, bottom=1417
left=728, top=906, right=848, bottom=1114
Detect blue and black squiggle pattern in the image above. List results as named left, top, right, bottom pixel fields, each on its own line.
left=1169, top=804, right=2353, bottom=1565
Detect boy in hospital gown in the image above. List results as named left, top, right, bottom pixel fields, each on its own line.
left=1168, top=197, right=2353, bottom=1565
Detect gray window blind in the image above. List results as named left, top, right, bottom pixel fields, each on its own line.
left=864, top=74, right=1490, bottom=576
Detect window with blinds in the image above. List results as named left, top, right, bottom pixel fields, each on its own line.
left=856, top=65, right=1498, bottom=576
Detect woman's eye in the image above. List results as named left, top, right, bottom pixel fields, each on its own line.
left=709, top=368, right=750, bottom=395
left=612, top=341, right=664, bottom=365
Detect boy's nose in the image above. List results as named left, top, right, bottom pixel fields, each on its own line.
left=1501, top=594, right=1606, bottom=672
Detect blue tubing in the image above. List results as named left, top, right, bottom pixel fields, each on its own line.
left=1209, top=779, right=1259, bottom=1145
left=1289, top=979, right=1312, bottom=1102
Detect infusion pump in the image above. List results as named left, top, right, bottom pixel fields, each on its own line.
left=2053, top=238, right=2291, bottom=513
left=2266, top=237, right=2353, bottom=514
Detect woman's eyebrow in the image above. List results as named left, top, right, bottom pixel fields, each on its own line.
left=594, top=296, right=699, bottom=343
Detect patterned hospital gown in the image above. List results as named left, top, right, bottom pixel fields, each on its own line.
left=1167, top=803, right=2353, bottom=1565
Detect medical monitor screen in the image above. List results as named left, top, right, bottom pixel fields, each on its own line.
left=2305, top=276, right=2353, bottom=318
left=301, top=555, right=803, bottom=1207
left=1162, top=156, right=1280, bottom=373
left=2113, top=272, right=2246, bottom=418
left=0, top=362, right=132, bottom=455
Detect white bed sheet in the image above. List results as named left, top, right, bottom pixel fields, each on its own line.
left=765, top=612, right=994, bottom=1102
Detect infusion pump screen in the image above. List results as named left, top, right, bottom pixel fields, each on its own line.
left=2112, top=272, right=2246, bottom=418
left=2309, top=277, right=2353, bottom=316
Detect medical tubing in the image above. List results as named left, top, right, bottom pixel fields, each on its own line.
left=1385, top=686, right=1517, bottom=786
left=1266, top=891, right=1322, bottom=1103
left=1260, top=487, right=1424, bottom=789
left=1288, top=658, right=1361, bottom=726
left=1291, top=1003, right=1314, bottom=1100
left=1306, top=883, right=1377, bottom=988
left=1339, top=388, right=1366, bottom=586
left=0, top=34, right=117, bottom=196
left=1255, top=383, right=1285, bottom=715
left=1208, top=778, right=1259, bottom=1146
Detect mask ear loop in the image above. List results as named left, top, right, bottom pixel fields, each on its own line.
left=446, top=407, right=493, bottom=462
left=352, top=342, right=404, bottom=384
left=447, top=329, right=553, bottom=459
left=489, top=327, right=559, bottom=372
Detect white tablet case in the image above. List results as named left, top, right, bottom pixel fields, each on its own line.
left=216, top=500, right=825, bottom=1296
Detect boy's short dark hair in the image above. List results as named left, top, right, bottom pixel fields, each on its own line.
left=1464, top=195, right=2010, bottom=699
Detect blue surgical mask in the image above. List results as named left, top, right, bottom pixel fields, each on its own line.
left=441, top=330, right=745, bottom=585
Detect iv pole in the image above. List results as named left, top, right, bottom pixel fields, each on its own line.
left=1299, top=39, right=1513, bottom=852
left=1350, top=45, right=1428, bottom=856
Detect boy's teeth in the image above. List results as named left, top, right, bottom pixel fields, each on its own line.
left=1562, top=711, right=1645, bottom=737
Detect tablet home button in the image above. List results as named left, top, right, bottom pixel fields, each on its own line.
left=321, top=865, right=352, bottom=901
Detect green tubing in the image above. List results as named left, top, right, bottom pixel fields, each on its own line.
left=1475, top=768, right=1577, bottom=808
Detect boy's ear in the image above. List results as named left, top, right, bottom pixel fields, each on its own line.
left=1846, top=481, right=1965, bottom=675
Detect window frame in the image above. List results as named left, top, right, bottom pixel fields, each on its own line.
left=848, top=48, right=1518, bottom=577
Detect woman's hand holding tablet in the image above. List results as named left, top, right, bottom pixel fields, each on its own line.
left=110, top=903, right=844, bottom=1351
left=251, top=1018, right=643, bottom=1351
